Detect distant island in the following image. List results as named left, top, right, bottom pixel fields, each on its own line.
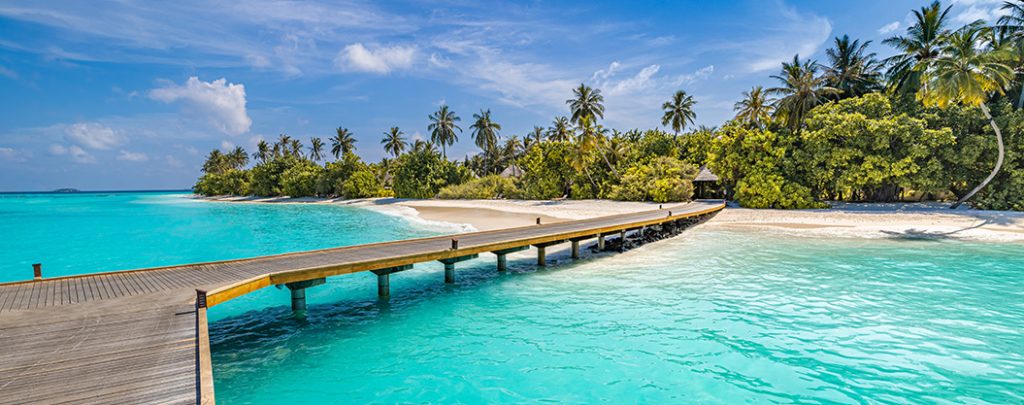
left=52, top=188, right=80, bottom=193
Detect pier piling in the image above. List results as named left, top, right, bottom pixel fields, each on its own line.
left=32, top=263, right=41, bottom=280
left=597, top=233, right=605, bottom=250
left=285, top=278, right=325, bottom=317
left=571, top=240, right=580, bottom=259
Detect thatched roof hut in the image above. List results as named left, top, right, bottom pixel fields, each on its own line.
left=500, top=164, right=524, bottom=178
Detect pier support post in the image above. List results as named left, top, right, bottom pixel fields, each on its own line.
left=32, top=263, right=42, bottom=281
left=537, top=246, right=546, bottom=266
left=571, top=240, right=580, bottom=259
left=597, top=234, right=605, bottom=251
left=371, top=265, right=413, bottom=298
left=444, top=262, right=455, bottom=283
left=284, top=278, right=326, bottom=317
left=438, top=254, right=478, bottom=284
left=619, top=230, right=627, bottom=252
left=492, top=246, right=527, bottom=272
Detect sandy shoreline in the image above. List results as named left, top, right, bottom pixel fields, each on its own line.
left=193, top=195, right=1024, bottom=243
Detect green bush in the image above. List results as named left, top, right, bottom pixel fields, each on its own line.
left=392, top=149, right=470, bottom=198
left=341, top=169, right=389, bottom=198
left=279, top=159, right=324, bottom=197
left=193, top=169, right=252, bottom=196
left=250, top=156, right=317, bottom=197
left=609, top=157, right=697, bottom=202
left=438, top=175, right=519, bottom=199
left=317, top=153, right=367, bottom=196
left=516, top=141, right=574, bottom=199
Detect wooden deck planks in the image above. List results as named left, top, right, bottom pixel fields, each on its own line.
left=0, top=201, right=722, bottom=403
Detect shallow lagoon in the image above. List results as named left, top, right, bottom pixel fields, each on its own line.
left=2, top=192, right=1021, bottom=403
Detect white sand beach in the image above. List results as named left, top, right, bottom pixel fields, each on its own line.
left=195, top=196, right=1024, bottom=242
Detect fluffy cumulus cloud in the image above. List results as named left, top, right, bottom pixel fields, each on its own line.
left=65, top=122, right=124, bottom=150
left=149, top=77, right=252, bottom=136
left=116, top=150, right=148, bottom=162
left=0, top=147, right=29, bottom=162
left=336, top=43, right=416, bottom=74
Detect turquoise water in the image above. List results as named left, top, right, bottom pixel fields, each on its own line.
left=0, top=192, right=435, bottom=282
left=2, top=193, right=1022, bottom=403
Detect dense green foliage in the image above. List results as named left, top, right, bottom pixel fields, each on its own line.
left=438, top=175, right=519, bottom=199
left=391, top=149, right=469, bottom=198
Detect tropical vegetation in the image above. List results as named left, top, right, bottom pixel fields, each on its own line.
left=195, top=0, right=1024, bottom=211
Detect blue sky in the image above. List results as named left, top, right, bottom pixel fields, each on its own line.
left=0, top=0, right=1009, bottom=191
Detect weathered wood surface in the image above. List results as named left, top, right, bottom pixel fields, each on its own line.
left=0, top=201, right=722, bottom=404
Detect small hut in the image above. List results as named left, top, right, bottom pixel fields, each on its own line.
left=693, top=165, right=721, bottom=199
left=500, top=164, right=524, bottom=178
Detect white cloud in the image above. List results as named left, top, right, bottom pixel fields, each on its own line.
left=0, top=147, right=29, bottom=162
left=165, top=155, right=183, bottom=167
left=606, top=65, right=661, bottom=95
left=672, top=65, right=715, bottom=86
left=878, top=21, right=900, bottom=34
left=116, top=150, right=148, bottom=162
left=67, top=145, right=96, bottom=164
left=590, top=62, right=622, bottom=82
left=220, top=140, right=235, bottom=151
left=954, top=4, right=1009, bottom=24
left=65, top=122, right=124, bottom=150
left=716, top=3, right=832, bottom=73
left=428, top=53, right=451, bottom=68
left=150, top=76, right=252, bottom=136
left=336, top=43, right=416, bottom=74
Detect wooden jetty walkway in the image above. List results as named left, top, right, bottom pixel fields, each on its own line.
left=0, top=201, right=723, bottom=404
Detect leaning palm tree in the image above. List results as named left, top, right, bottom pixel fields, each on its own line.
left=428, top=105, right=461, bottom=159
left=470, top=109, right=502, bottom=152
left=275, top=134, right=292, bottom=158
left=920, top=24, right=1015, bottom=208
left=734, top=86, right=774, bottom=129
left=566, top=83, right=605, bottom=125
left=253, top=140, right=270, bottom=163
left=767, top=55, right=840, bottom=131
left=661, top=90, right=698, bottom=135
left=824, top=35, right=883, bottom=98
left=882, top=1, right=952, bottom=95
left=331, top=127, right=356, bottom=158
left=547, top=116, right=573, bottom=142
left=381, top=127, right=406, bottom=158
left=308, top=137, right=324, bottom=162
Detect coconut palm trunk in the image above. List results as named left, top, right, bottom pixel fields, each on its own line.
left=951, top=103, right=1004, bottom=209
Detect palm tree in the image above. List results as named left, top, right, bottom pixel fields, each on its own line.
left=998, top=0, right=1024, bottom=108
left=824, top=35, right=883, bottom=98
left=767, top=55, right=840, bottom=131
left=275, top=134, right=292, bottom=158
left=661, top=90, right=698, bottom=135
left=253, top=140, right=270, bottom=163
left=428, top=105, right=461, bottom=159
left=470, top=109, right=502, bottom=152
left=381, top=127, right=406, bottom=158
left=524, top=126, right=545, bottom=150
left=883, top=1, right=952, bottom=95
left=412, top=139, right=435, bottom=154
left=289, top=139, right=303, bottom=158
left=566, top=83, right=605, bottom=125
left=920, top=24, right=1015, bottom=208
left=227, top=146, right=248, bottom=169
left=331, top=127, right=356, bottom=158
left=202, top=149, right=226, bottom=174
left=547, top=116, right=573, bottom=142
left=308, top=137, right=324, bottom=162
left=734, top=86, right=774, bottom=129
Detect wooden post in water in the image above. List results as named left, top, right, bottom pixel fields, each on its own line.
left=571, top=240, right=580, bottom=259
left=284, top=278, right=326, bottom=317
left=496, top=254, right=507, bottom=271
left=444, top=263, right=455, bottom=283
left=619, top=230, right=627, bottom=252
left=377, top=272, right=390, bottom=297
left=597, top=233, right=605, bottom=250
left=537, top=246, right=546, bottom=266
left=32, top=263, right=41, bottom=281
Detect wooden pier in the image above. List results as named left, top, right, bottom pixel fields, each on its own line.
left=0, top=201, right=723, bottom=404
